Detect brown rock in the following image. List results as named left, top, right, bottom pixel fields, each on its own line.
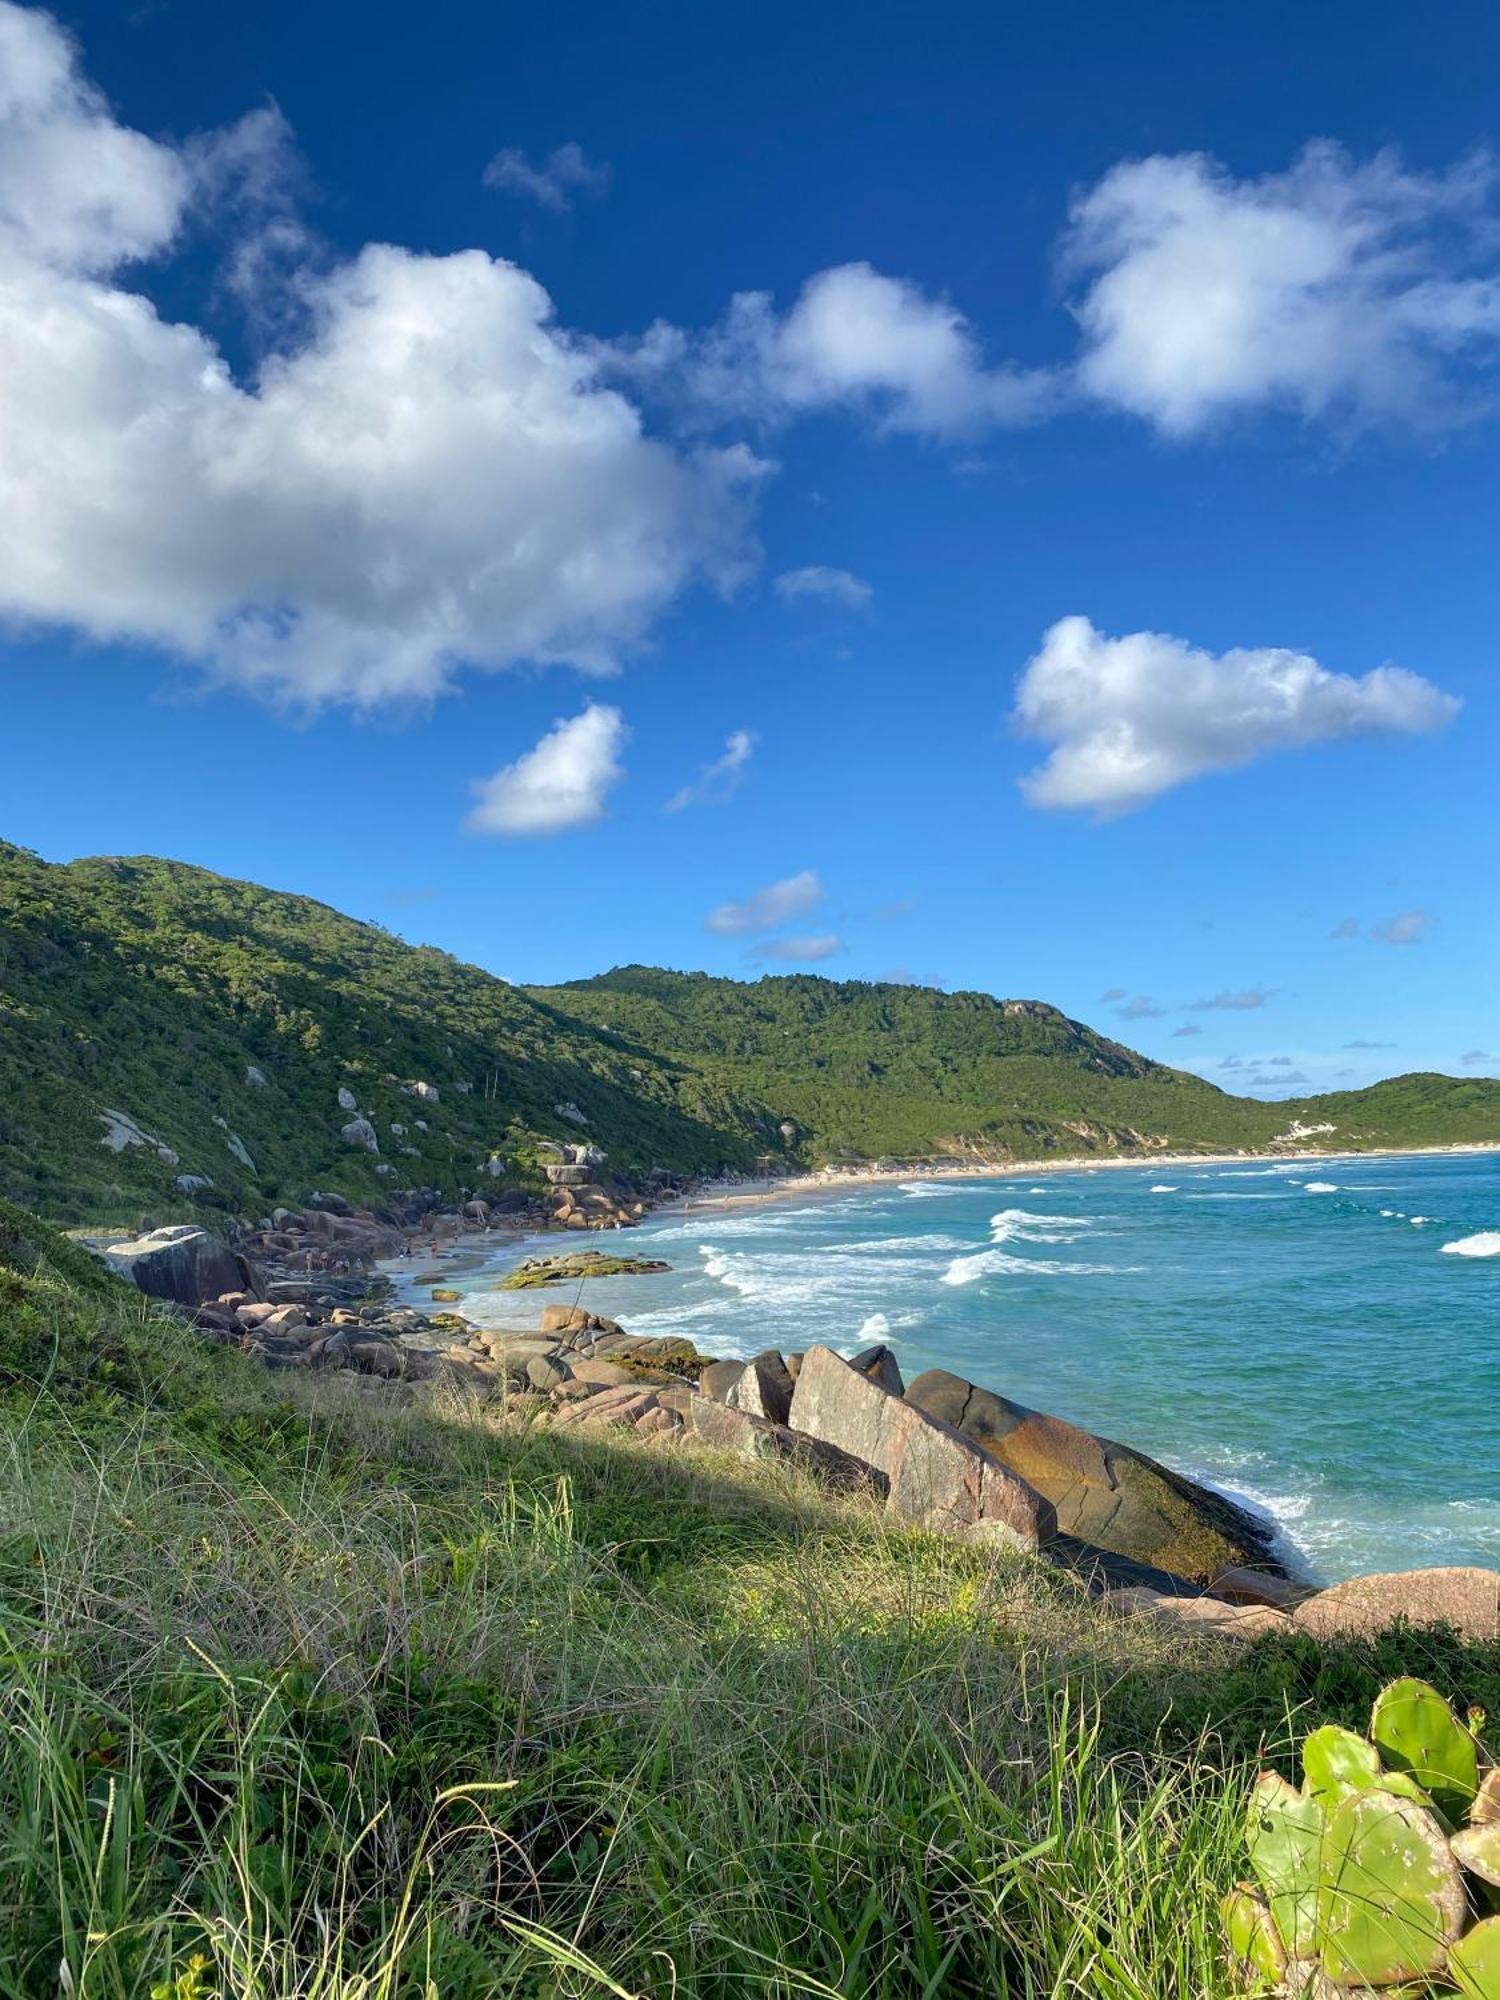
left=1208, top=1565, right=1306, bottom=1610
left=727, top=1350, right=794, bottom=1425
left=903, top=1368, right=1277, bottom=1584
left=848, top=1343, right=904, bottom=1395
left=551, top=1386, right=660, bottom=1430
left=681, top=1395, right=884, bottom=1492
left=1293, top=1568, right=1500, bottom=1644
left=567, top=1359, right=637, bottom=1389
left=526, top=1354, right=572, bottom=1393
left=789, top=1347, right=1055, bottom=1549
left=1107, top=1587, right=1291, bottom=1644
left=699, top=1358, right=746, bottom=1404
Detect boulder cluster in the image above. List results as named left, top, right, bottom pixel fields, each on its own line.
left=110, top=1220, right=1500, bottom=1653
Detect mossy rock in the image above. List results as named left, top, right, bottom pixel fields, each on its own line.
left=499, top=1251, right=671, bottom=1290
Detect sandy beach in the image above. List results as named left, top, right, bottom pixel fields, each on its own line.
left=663, top=1139, right=1500, bottom=1217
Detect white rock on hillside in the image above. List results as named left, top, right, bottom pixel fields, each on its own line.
left=97, top=1109, right=178, bottom=1166
left=340, top=1117, right=379, bottom=1152
left=337, top=1086, right=358, bottom=1112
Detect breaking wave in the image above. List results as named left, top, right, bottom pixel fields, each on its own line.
left=1442, top=1232, right=1500, bottom=1258
left=941, top=1248, right=1140, bottom=1287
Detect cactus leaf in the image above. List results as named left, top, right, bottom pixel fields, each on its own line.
left=1247, top=1771, right=1324, bottom=1960
left=1454, top=1822, right=1500, bottom=1889
left=1302, top=1724, right=1384, bottom=1804
left=1371, top=1676, right=1480, bottom=1821
left=1472, top=1770, right=1500, bottom=1829
left=1452, top=1917, right=1500, bottom=1997
left=1316, top=1787, right=1466, bottom=1987
left=1222, top=1883, right=1285, bottom=1988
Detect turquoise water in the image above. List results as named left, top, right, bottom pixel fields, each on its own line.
left=405, top=1152, right=1500, bottom=1582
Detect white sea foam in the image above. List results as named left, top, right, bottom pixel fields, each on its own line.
left=839, top=1232, right=968, bottom=1254
left=857, top=1312, right=891, bottom=1341
left=1150, top=1184, right=1178, bottom=1193
left=988, top=1206, right=1092, bottom=1244
left=1304, top=1182, right=1339, bottom=1194
left=941, top=1248, right=1140, bottom=1286
left=1442, top=1232, right=1500, bottom=1258
left=898, top=1181, right=949, bottom=1198
left=1380, top=1209, right=1396, bottom=1217
left=1410, top=1216, right=1431, bottom=1227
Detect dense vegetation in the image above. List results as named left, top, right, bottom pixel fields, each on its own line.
left=3, top=840, right=1496, bottom=1227
left=0, top=843, right=771, bottom=1222
left=6, top=1200, right=1500, bottom=1997
left=534, top=965, right=1500, bottom=1164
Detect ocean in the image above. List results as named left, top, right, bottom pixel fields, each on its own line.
left=394, top=1151, right=1500, bottom=1583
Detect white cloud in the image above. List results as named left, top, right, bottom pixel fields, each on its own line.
left=482, top=141, right=609, bottom=213
left=614, top=261, right=1057, bottom=439
left=466, top=703, right=627, bottom=836
left=1171, top=1024, right=1202, bottom=1038
left=1463, top=1049, right=1499, bottom=1066
left=1064, top=143, right=1500, bottom=435
left=1330, top=917, right=1362, bottom=939
left=1116, top=994, right=1167, bottom=1020
left=1371, top=909, right=1433, bottom=945
left=751, top=934, right=843, bottom=964
left=0, top=6, right=756, bottom=711
left=1014, top=616, right=1459, bottom=815
left=0, top=1, right=189, bottom=272
left=706, top=869, right=823, bottom=937
left=664, top=727, right=757, bottom=811
left=773, top=565, right=873, bottom=611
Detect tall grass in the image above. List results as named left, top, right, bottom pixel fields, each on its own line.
left=3, top=1256, right=1498, bottom=1996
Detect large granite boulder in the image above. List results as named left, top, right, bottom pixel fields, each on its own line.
left=1292, top=1568, right=1500, bottom=1644
left=101, top=1225, right=255, bottom=1307
left=903, top=1368, right=1278, bottom=1584
left=726, top=1350, right=794, bottom=1425
left=788, top=1346, right=1055, bottom=1550
left=680, top=1394, right=885, bottom=1492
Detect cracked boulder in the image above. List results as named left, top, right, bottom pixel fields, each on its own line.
left=789, top=1346, right=1055, bottom=1550
left=903, top=1368, right=1279, bottom=1585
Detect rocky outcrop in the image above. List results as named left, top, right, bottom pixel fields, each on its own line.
left=789, top=1346, right=1056, bottom=1550
left=500, top=1250, right=670, bottom=1289
left=903, top=1368, right=1278, bottom=1585
left=101, top=1225, right=256, bottom=1307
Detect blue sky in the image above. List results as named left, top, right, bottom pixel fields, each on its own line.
left=2, top=0, right=1498, bottom=1097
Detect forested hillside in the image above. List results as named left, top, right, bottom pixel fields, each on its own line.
left=2, top=843, right=1496, bottom=1224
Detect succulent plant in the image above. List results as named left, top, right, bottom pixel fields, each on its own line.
left=1223, top=1678, right=1500, bottom=1996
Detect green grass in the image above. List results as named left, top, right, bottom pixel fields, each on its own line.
left=5, top=1207, right=1500, bottom=1996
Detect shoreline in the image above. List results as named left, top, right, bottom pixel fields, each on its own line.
left=662, top=1138, right=1500, bottom=1217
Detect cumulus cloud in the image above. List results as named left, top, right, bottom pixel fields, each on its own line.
left=1171, top=1024, right=1203, bottom=1038
left=1371, top=909, right=1433, bottom=945
left=613, top=260, right=1058, bottom=438
left=773, top=565, right=873, bottom=610
left=1013, top=616, right=1459, bottom=815
left=664, top=727, right=757, bottom=811
left=751, top=934, right=844, bottom=964
left=706, top=870, right=823, bottom=937
left=466, top=704, right=627, bottom=836
left=1099, top=986, right=1127, bottom=1003
left=1192, top=986, right=1277, bottom=1012
left=1064, top=142, right=1500, bottom=435
left=1116, top=994, right=1168, bottom=1020
left=1330, top=917, right=1363, bottom=939
left=1463, top=1049, right=1499, bottom=1066
left=482, top=141, right=609, bottom=212
left=0, top=5, right=756, bottom=711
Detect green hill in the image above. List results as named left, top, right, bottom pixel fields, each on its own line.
left=529, top=965, right=1500, bottom=1164
left=1, top=840, right=1495, bottom=1224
